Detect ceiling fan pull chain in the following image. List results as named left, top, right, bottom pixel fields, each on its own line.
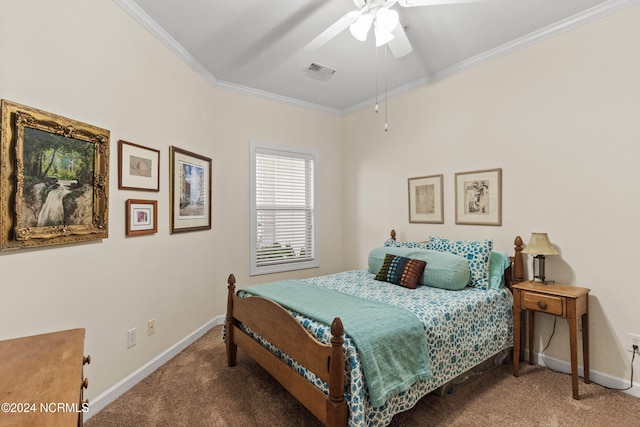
left=375, top=44, right=379, bottom=113
left=384, top=44, right=389, bottom=132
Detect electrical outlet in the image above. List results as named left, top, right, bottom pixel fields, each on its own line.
left=627, top=332, right=640, bottom=352
left=127, top=327, right=137, bottom=348
left=148, top=319, right=155, bottom=336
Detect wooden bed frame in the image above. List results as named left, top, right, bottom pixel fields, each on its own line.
left=225, top=231, right=524, bottom=427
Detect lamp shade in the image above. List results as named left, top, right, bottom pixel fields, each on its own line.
left=374, top=26, right=395, bottom=46
left=349, top=13, right=373, bottom=41
left=521, top=233, right=559, bottom=256
left=375, top=8, right=399, bottom=33
left=373, top=7, right=398, bottom=46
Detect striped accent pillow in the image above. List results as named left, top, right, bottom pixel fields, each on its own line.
left=374, top=253, right=427, bottom=289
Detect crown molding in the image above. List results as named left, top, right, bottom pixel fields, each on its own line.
left=112, top=0, right=218, bottom=87
left=426, top=0, right=640, bottom=85
left=112, top=0, right=341, bottom=115
left=344, top=0, right=640, bottom=114
left=114, top=0, right=639, bottom=116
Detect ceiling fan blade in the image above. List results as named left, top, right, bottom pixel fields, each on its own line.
left=398, top=0, right=483, bottom=7
left=305, top=10, right=361, bottom=50
left=387, top=24, right=412, bottom=58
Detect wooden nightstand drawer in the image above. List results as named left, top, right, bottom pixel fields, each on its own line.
left=521, top=291, right=564, bottom=316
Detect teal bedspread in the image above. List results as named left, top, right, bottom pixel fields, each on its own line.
left=243, top=279, right=432, bottom=407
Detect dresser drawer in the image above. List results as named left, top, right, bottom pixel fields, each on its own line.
left=521, top=291, right=565, bottom=316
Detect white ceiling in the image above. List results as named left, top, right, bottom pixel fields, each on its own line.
left=115, top=0, right=636, bottom=113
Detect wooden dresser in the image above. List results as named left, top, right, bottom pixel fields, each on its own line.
left=0, top=328, right=90, bottom=426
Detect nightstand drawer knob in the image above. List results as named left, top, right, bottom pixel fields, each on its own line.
left=537, top=301, right=548, bottom=310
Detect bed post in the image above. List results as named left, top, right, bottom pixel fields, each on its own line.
left=226, top=274, right=238, bottom=367
left=390, top=229, right=396, bottom=241
left=327, top=317, right=348, bottom=427
left=513, top=236, right=524, bottom=282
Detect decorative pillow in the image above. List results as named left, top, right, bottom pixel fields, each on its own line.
left=489, top=250, right=511, bottom=289
left=429, top=236, right=493, bottom=290
left=368, top=246, right=470, bottom=290
left=383, top=238, right=430, bottom=250
left=374, top=253, right=426, bottom=289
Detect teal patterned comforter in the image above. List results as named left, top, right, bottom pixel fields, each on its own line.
left=236, top=269, right=513, bottom=427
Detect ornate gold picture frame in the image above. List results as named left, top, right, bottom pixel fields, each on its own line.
left=0, top=100, right=110, bottom=250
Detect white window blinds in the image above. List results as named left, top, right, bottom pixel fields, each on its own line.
left=250, top=142, right=318, bottom=275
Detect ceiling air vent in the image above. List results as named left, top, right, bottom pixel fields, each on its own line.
left=304, top=63, right=335, bottom=81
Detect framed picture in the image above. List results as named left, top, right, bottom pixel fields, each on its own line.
left=126, top=199, right=157, bottom=236
left=0, top=100, right=110, bottom=250
left=118, top=140, right=160, bottom=191
left=169, top=146, right=212, bottom=233
left=454, top=168, right=502, bottom=226
left=408, top=174, right=444, bottom=224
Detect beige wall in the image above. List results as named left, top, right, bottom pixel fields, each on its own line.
left=1, top=0, right=638, bottom=409
left=0, top=0, right=343, bottom=403
left=343, top=5, right=640, bottom=388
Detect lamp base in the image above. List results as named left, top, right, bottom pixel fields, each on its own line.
left=531, top=255, right=554, bottom=284
left=530, top=278, right=555, bottom=285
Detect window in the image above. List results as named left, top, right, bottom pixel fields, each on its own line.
left=250, top=141, right=319, bottom=275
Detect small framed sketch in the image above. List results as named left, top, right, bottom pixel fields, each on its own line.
left=408, top=174, right=444, bottom=224
left=118, top=140, right=160, bottom=191
left=126, top=199, right=157, bottom=236
left=455, top=168, right=502, bottom=226
left=169, top=146, right=212, bottom=234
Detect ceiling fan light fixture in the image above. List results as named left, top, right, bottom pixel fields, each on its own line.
left=375, top=7, right=399, bottom=34
left=374, top=26, right=395, bottom=46
left=349, top=13, right=373, bottom=41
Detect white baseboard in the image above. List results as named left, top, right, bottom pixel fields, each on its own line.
left=84, top=323, right=638, bottom=421
left=528, top=350, right=640, bottom=398
left=84, top=315, right=225, bottom=420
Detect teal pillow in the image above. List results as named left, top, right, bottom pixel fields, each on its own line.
left=368, top=247, right=470, bottom=290
left=429, top=236, right=493, bottom=290
left=489, top=251, right=511, bottom=289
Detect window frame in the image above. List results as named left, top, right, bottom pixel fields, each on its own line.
left=250, top=140, right=319, bottom=276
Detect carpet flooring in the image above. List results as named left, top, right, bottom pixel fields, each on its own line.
left=85, top=325, right=639, bottom=426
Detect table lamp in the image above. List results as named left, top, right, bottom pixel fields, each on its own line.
left=521, top=232, right=559, bottom=284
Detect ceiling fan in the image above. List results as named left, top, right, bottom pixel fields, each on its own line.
left=305, top=0, right=482, bottom=58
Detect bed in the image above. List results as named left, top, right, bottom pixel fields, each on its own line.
left=225, top=231, right=524, bottom=426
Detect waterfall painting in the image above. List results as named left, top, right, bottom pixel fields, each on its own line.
left=0, top=100, right=110, bottom=250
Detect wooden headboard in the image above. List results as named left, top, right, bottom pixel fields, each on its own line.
left=388, top=229, right=524, bottom=290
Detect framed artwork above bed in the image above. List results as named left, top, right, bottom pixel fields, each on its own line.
left=408, top=174, right=444, bottom=224
left=455, top=168, right=502, bottom=226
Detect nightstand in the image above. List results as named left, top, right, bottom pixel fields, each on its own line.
left=512, top=281, right=590, bottom=399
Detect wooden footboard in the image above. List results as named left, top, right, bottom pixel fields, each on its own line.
left=225, top=274, right=348, bottom=427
